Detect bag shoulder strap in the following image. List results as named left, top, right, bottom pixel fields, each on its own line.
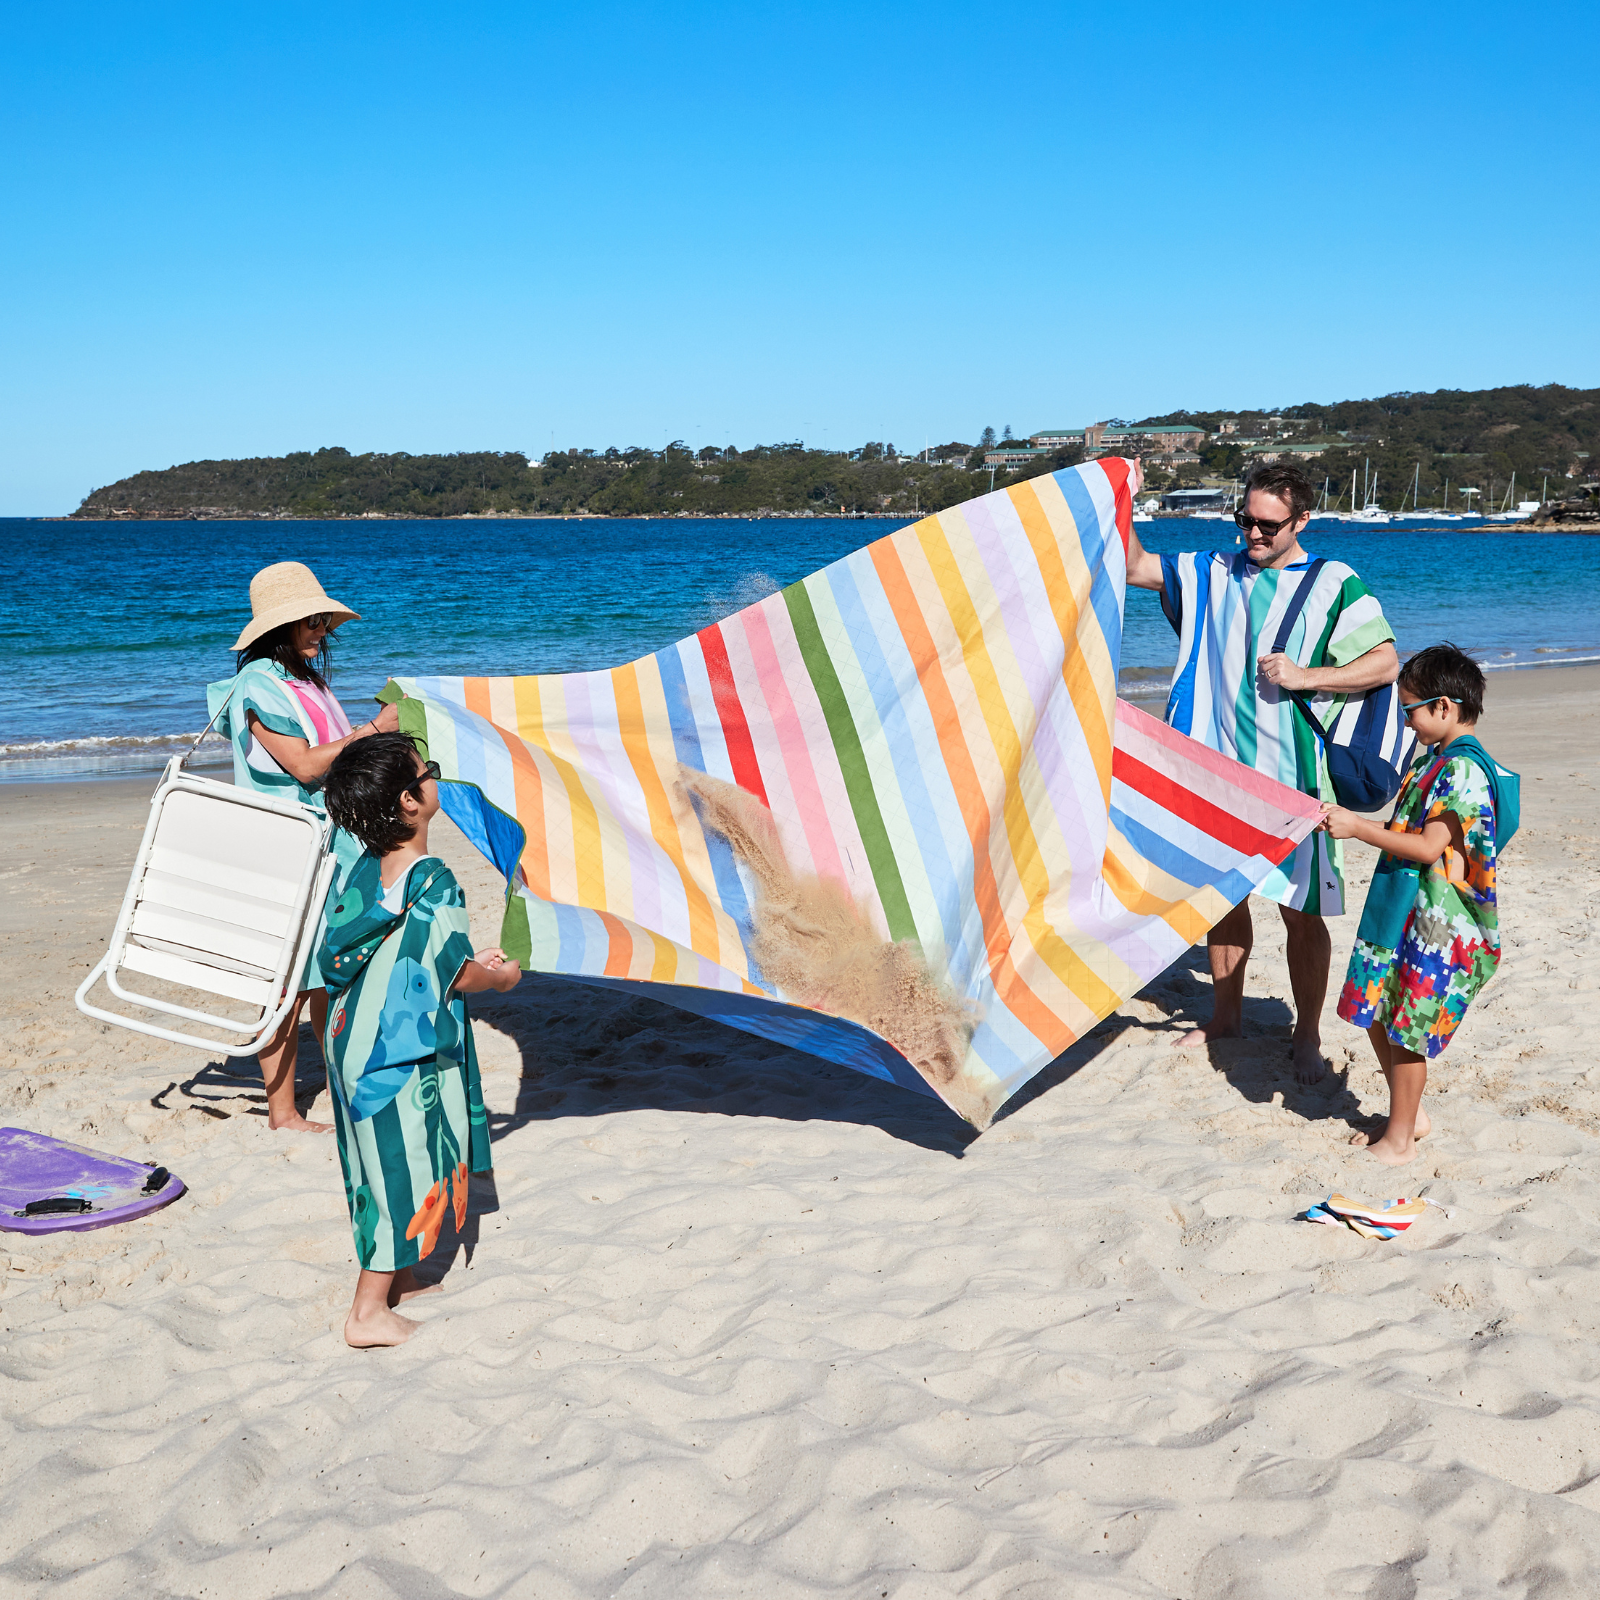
left=1265, top=558, right=1335, bottom=745
left=1270, top=557, right=1327, bottom=655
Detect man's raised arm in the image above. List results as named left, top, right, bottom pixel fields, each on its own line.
left=1125, top=523, right=1165, bottom=591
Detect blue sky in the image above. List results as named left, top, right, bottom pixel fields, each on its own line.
left=3, top=2, right=1596, bottom=514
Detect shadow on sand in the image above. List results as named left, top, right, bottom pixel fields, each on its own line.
left=471, top=973, right=980, bottom=1159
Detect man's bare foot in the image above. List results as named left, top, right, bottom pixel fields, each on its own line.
left=345, top=1305, right=420, bottom=1348
left=389, top=1268, right=442, bottom=1306
left=1350, top=1106, right=1430, bottom=1148
left=268, top=1111, right=332, bottom=1134
left=1173, top=1019, right=1243, bottom=1049
left=1292, top=1039, right=1328, bottom=1086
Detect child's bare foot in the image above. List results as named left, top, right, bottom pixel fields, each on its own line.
left=389, top=1268, right=442, bottom=1306
left=268, top=1111, right=332, bottom=1134
left=1351, top=1105, right=1430, bottom=1148
left=1358, top=1131, right=1419, bottom=1166
left=345, top=1305, right=420, bottom=1347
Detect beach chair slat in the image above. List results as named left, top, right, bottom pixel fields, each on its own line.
left=135, top=870, right=294, bottom=938
left=144, top=845, right=307, bottom=905
left=120, top=942, right=279, bottom=1007
left=128, top=903, right=285, bottom=969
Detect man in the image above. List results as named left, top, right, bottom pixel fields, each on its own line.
left=1125, top=461, right=1399, bottom=1083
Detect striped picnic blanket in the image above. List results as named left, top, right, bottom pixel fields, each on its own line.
left=382, top=459, right=1321, bottom=1126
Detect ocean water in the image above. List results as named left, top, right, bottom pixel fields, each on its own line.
left=2, top=513, right=1596, bottom=781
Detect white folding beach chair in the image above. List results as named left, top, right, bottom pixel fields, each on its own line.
left=75, top=748, right=337, bottom=1055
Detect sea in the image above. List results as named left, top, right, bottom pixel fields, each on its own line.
left=3, top=513, right=1596, bottom=782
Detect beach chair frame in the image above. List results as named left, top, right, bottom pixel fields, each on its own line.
left=75, top=755, right=336, bottom=1056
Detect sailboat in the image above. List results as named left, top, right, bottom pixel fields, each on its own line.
left=1484, top=471, right=1540, bottom=522
left=1350, top=464, right=1390, bottom=523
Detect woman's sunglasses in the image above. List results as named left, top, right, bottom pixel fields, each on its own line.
left=1233, top=511, right=1300, bottom=536
left=301, top=612, right=334, bottom=632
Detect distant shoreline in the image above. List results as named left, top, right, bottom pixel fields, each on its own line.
left=24, top=509, right=1600, bottom=531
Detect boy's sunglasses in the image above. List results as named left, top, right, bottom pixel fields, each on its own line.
left=1234, top=511, right=1300, bottom=536
left=1400, top=697, right=1461, bottom=718
left=401, top=760, right=442, bottom=796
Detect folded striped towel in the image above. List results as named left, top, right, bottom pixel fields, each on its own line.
left=1305, top=1193, right=1451, bottom=1239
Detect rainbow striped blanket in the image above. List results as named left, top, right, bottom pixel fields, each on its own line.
left=382, top=459, right=1321, bottom=1126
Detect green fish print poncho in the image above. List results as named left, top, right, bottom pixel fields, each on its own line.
left=319, top=853, right=491, bottom=1271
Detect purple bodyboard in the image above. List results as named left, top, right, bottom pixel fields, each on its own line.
left=0, top=1127, right=185, bottom=1234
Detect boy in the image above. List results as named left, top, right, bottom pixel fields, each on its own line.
left=320, top=733, right=521, bottom=1347
left=1323, top=644, right=1501, bottom=1165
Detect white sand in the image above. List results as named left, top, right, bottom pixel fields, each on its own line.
left=3, top=665, right=1599, bottom=1597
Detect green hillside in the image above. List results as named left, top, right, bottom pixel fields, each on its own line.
left=71, top=439, right=1079, bottom=520
left=70, top=383, right=1599, bottom=519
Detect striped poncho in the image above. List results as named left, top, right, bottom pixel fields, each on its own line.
left=1159, top=551, right=1396, bottom=915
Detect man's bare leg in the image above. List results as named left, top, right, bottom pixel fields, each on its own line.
left=1280, top=904, right=1332, bottom=1084
left=1174, top=900, right=1252, bottom=1047
left=258, top=991, right=332, bottom=1133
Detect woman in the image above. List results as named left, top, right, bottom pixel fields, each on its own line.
left=207, top=561, right=399, bottom=1133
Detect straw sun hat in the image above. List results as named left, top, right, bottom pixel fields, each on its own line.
left=230, top=562, right=360, bottom=652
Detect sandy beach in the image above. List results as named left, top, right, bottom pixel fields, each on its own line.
left=3, top=663, right=1599, bottom=1598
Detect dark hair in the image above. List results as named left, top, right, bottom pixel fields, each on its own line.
left=1242, top=461, right=1317, bottom=520
left=236, top=620, right=332, bottom=689
left=323, top=732, right=428, bottom=854
left=1399, top=641, right=1484, bottom=722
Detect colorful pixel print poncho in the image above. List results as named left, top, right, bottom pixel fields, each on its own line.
left=319, top=854, right=491, bottom=1271
left=1338, top=749, right=1500, bottom=1058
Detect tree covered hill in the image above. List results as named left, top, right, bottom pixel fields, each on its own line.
left=70, top=383, right=1600, bottom=520
left=71, top=439, right=1077, bottom=520
left=1147, top=383, right=1599, bottom=505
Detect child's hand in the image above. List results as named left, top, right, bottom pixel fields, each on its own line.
left=492, top=958, right=521, bottom=992
left=1322, top=805, right=1359, bottom=839
left=474, top=946, right=508, bottom=969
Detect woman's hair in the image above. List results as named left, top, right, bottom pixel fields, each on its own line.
left=236, top=619, right=332, bottom=688
left=323, top=732, right=428, bottom=854
left=1399, top=641, right=1485, bottom=722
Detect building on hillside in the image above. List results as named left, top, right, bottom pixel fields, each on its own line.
left=1244, top=440, right=1336, bottom=464
left=1096, top=423, right=1209, bottom=453
left=1028, top=422, right=1209, bottom=454
left=1216, top=418, right=1239, bottom=434
left=985, top=447, right=1050, bottom=469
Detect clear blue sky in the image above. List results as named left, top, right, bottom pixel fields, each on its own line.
left=4, top=2, right=1596, bottom=514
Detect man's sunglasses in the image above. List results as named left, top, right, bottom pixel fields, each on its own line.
left=1233, top=510, right=1301, bottom=536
